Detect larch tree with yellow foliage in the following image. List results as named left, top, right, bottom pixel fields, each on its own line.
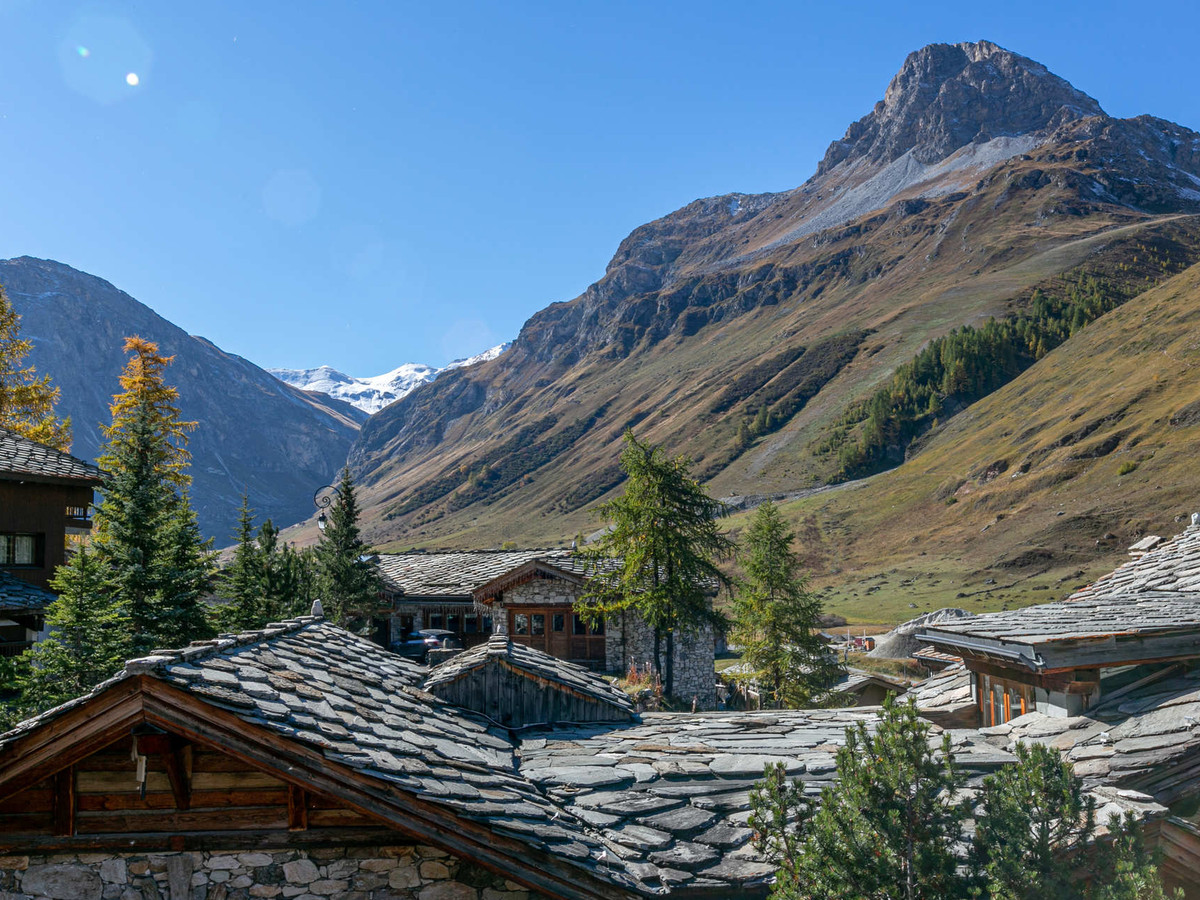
left=4, top=337, right=215, bottom=721
left=0, top=283, right=70, bottom=450
left=95, top=337, right=216, bottom=655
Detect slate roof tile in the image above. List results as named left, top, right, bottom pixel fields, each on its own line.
left=0, top=571, right=57, bottom=614
left=0, top=427, right=102, bottom=483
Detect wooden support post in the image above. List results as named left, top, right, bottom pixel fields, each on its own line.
left=287, top=784, right=308, bottom=832
left=162, top=739, right=191, bottom=812
left=52, top=767, right=75, bottom=837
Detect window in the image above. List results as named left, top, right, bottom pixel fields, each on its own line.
left=590, top=618, right=604, bottom=636
left=447, top=614, right=461, bottom=633
left=0, top=534, right=39, bottom=567
left=465, top=614, right=479, bottom=634
left=514, top=613, right=529, bottom=635
left=482, top=616, right=492, bottom=633
left=552, top=613, right=565, bottom=632
left=531, top=614, right=545, bottom=635
left=428, top=614, right=444, bottom=629
left=573, top=614, right=587, bottom=635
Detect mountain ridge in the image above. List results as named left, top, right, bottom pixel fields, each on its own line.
left=344, top=40, right=1200, bottom=563
left=0, top=256, right=361, bottom=540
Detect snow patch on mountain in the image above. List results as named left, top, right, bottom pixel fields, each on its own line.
left=270, top=342, right=511, bottom=415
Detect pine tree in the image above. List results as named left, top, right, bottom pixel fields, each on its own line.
left=974, top=742, right=1181, bottom=900
left=731, top=501, right=845, bottom=708
left=751, top=701, right=1180, bottom=900
left=92, top=337, right=215, bottom=655
left=0, top=282, right=71, bottom=450
left=313, top=466, right=381, bottom=634
left=580, top=430, right=732, bottom=698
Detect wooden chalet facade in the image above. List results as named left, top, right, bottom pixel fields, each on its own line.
left=0, top=429, right=102, bottom=656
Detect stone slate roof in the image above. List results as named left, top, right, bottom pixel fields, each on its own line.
left=377, top=549, right=579, bottom=597
left=909, top=663, right=973, bottom=712
left=975, top=664, right=1200, bottom=806
left=0, top=615, right=1182, bottom=897
left=516, top=710, right=1016, bottom=896
left=919, top=524, right=1200, bottom=664
left=0, top=571, right=56, bottom=614
left=0, top=427, right=102, bottom=484
left=425, top=633, right=636, bottom=718
left=1068, top=524, right=1200, bottom=602
left=0, top=616, right=645, bottom=897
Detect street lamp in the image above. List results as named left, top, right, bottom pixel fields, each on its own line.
left=314, top=483, right=339, bottom=532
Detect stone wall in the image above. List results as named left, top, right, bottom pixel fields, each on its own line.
left=0, top=845, right=542, bottom=900
left=607, top=612, right=716, bottom=710
left=496, top=579, right=578, bottom=610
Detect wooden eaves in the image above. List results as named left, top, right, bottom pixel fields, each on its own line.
left=0, top=673, right=637, bottom=900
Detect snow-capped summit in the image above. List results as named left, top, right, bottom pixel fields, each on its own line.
left=270, top=342, right=511, bottom=415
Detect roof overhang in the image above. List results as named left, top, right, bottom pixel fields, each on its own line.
left=0, top=675, right=634, bottom=900
left=916, top=630, right=1046, bottom=671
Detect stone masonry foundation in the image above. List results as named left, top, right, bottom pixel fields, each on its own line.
left=0, top=846, right=543, bottom=900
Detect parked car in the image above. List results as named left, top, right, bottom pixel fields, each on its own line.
left=390, top=629, right=458, bottom=663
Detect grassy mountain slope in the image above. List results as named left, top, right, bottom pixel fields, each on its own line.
left=345, top=42, right=1200, bottom=566
left=768, top=256, right=1200, bottom=623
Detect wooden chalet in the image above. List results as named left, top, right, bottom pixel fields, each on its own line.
left=375, top=549, right=579, bottom=650
left=0, top=613, right=642, bottom=900
left=0, top=428, right=101, bottom=656
left=0, top=428, right=101, bottom=594
left=919, top=517, right=1200, bottom=727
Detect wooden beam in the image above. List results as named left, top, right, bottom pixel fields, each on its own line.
left=0, top=826, right=404, bottom=854
left=161, top=738, right=190, bottom=812
left=287, top=784, right=308, bottom=832
left=0, top=678, right=145, bottom=805
left=52, top=767, right=74, bottom=837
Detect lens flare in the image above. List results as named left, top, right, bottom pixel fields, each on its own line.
left=76, top=46, right=90, bottom=58
left=125, top=72, right=139, bottom=86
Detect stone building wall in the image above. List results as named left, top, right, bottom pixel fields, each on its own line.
left=496, top=579, right=578, bottom=609
left=607, top=612, right=716, bottom=710
left=0, top=845, right=543, bottom=900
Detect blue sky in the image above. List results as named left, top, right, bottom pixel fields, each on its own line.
left=1, top=1, right=1197, bottom=374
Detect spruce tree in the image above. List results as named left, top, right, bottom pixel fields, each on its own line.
left=580, top=430, right=732, bottom=698
left=217, top=494, right=264, bottom=632
left=731, top=501, right=844, bottom=708
left=0, top=282, right=71, bottom=450
left=313, top=466, right=381, bottom=633
left=258, top=519, right=314, bottom=621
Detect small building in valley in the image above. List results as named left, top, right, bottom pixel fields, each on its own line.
left=378, top=549, right=717, bottom=708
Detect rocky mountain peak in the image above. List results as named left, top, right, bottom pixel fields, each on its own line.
left=818, top=40, right=1105, bottom=173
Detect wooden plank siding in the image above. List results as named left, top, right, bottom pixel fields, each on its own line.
left=0, top=732, right=376, bottom=840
